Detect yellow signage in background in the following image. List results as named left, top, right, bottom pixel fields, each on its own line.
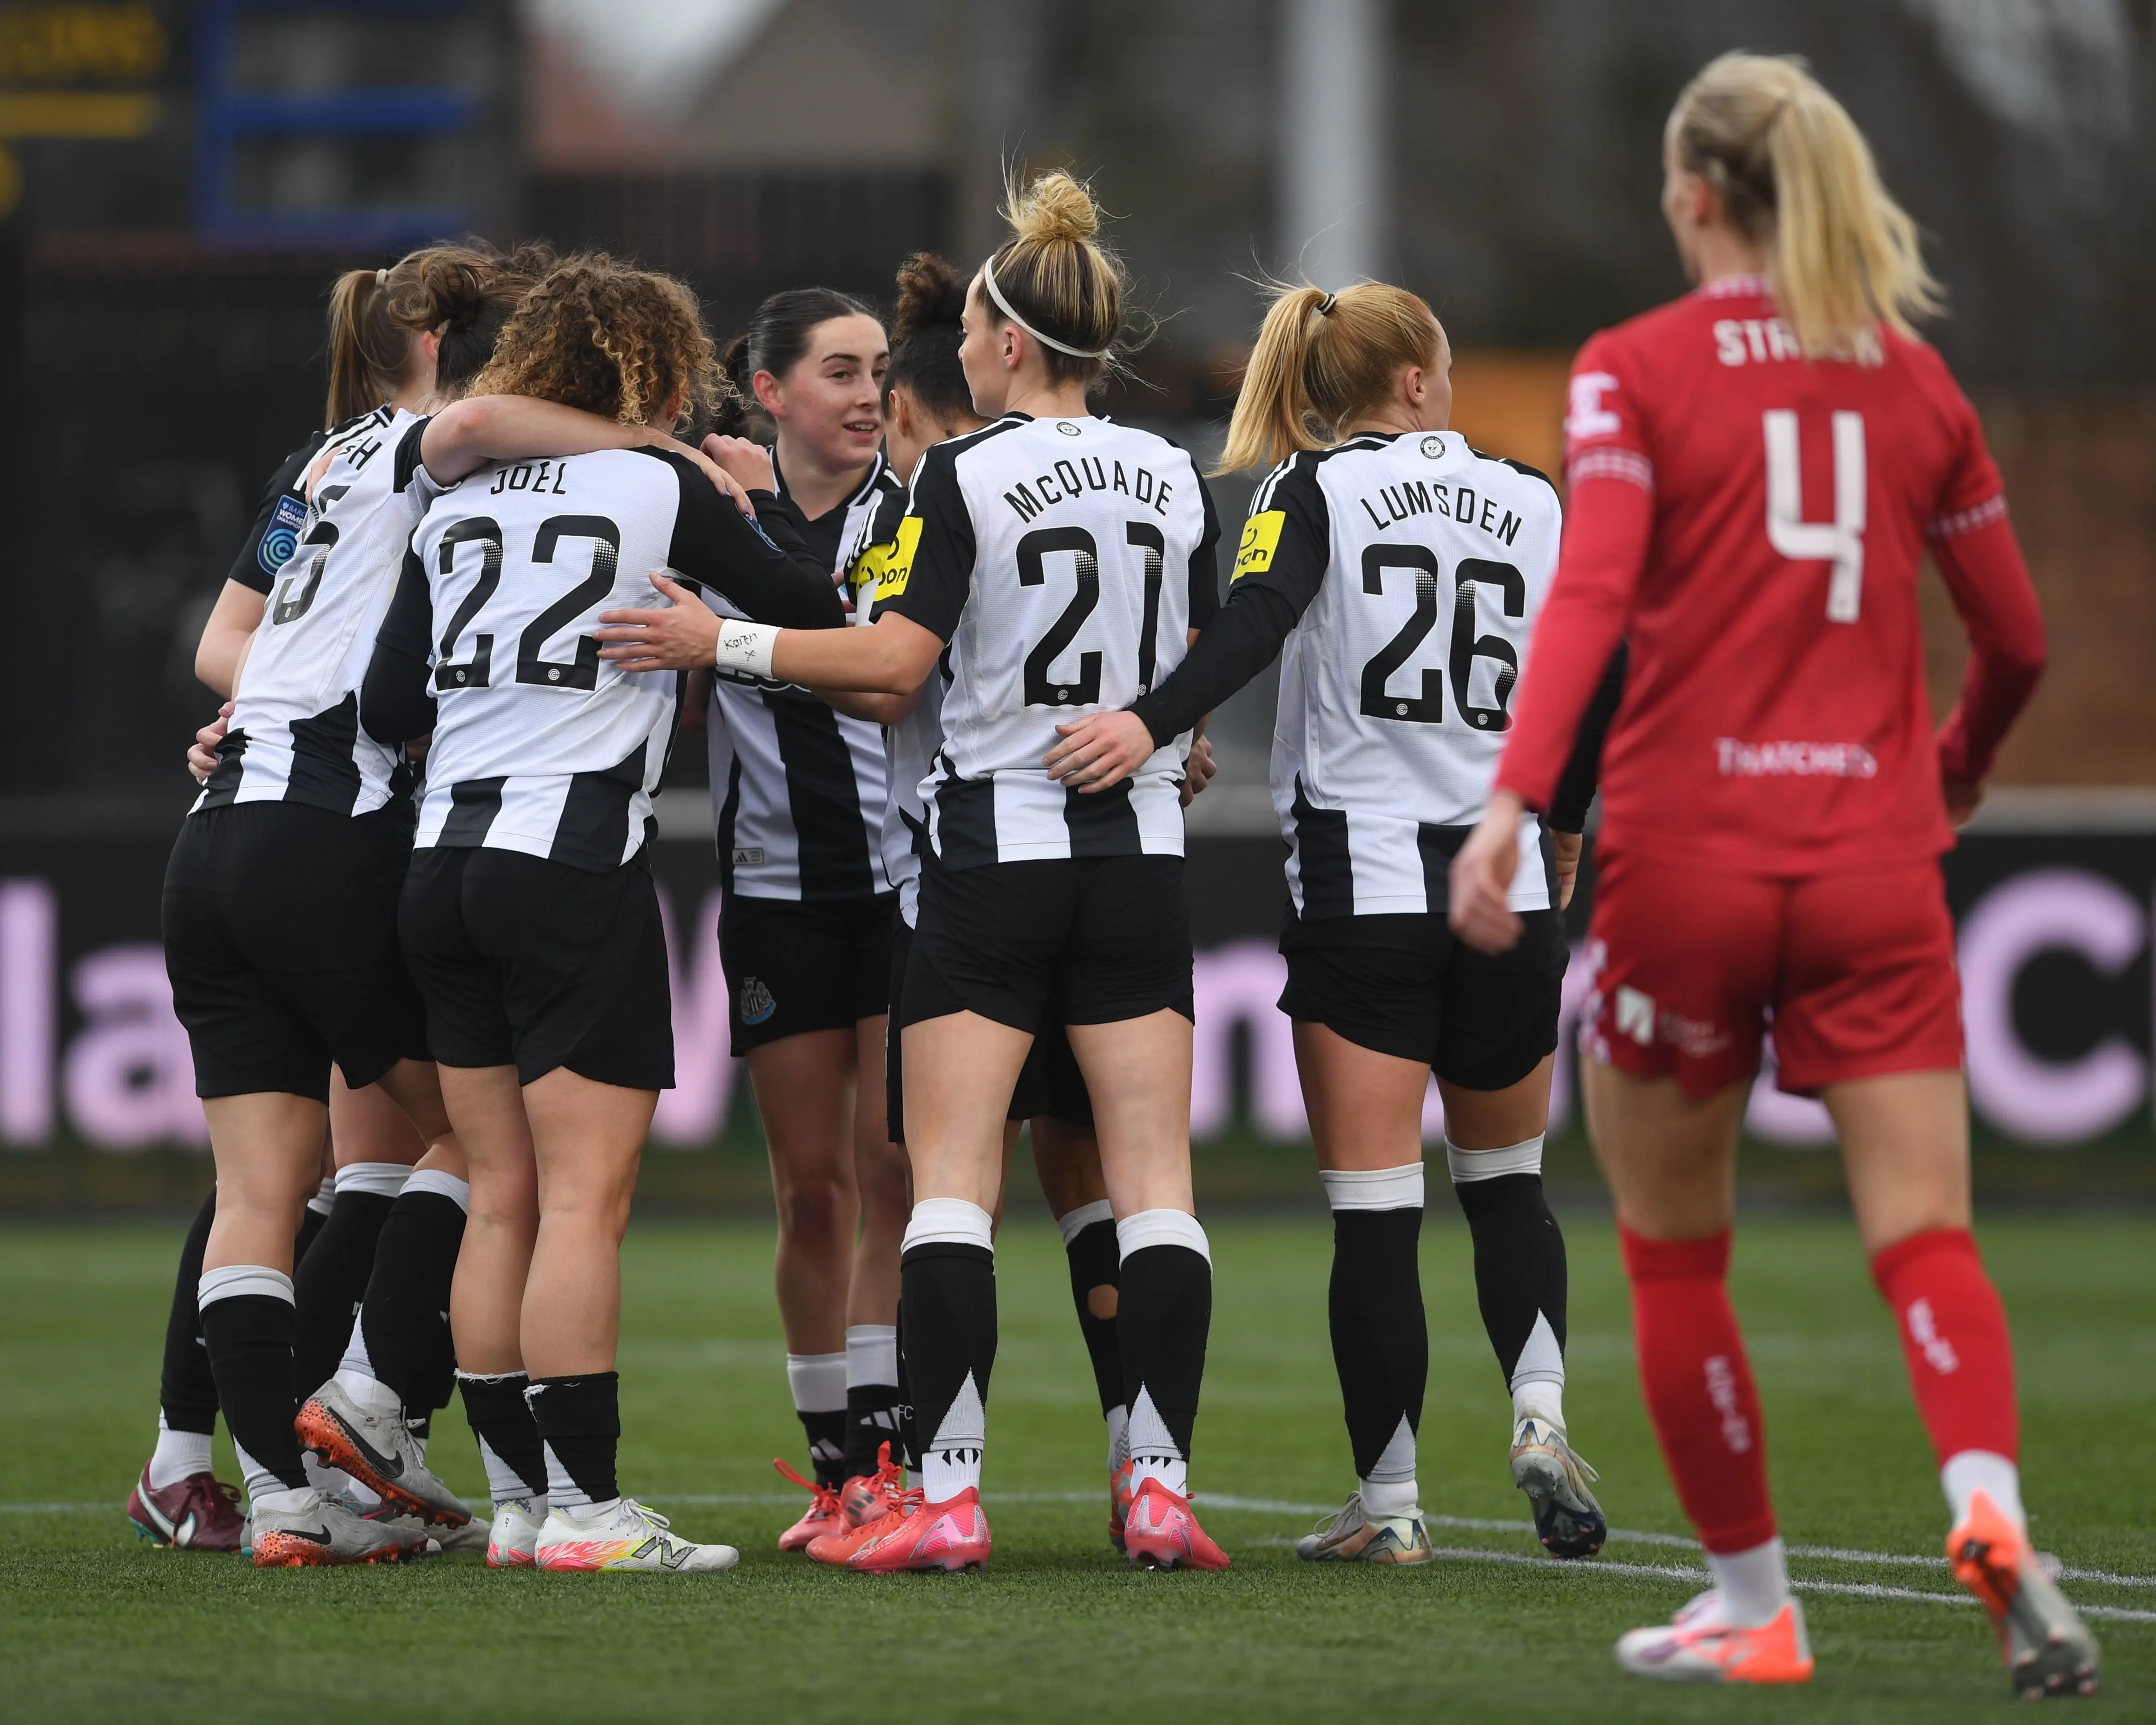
left=0, top=1, right=167, bottom=214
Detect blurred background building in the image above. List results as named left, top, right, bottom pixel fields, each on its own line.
left=0, top=0, right=2151, bottom=1189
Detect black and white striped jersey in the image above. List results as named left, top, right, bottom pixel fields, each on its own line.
left=704, top=450, right=898, bottom=901
left=873, top=414, right=1221, bottom=868
left=1246, top=433, right=1564, bottom=915
left=366, top=448, right=846, bottom=873
left=196, top=407, right=439, bottom=820
left=851, top=486, right=943, bottom=924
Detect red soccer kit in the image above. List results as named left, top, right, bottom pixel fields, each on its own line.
left=1498, top=276, right=2045, bottom=1095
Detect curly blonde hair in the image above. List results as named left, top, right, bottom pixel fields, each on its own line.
left=468, top=254, right=728, bottom=432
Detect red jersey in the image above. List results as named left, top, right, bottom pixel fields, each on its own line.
left=1498, top=275, right=2045, bottom=876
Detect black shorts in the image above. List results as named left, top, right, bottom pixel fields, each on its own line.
left=902, top=853, right=1193, bottom=1034
left=719, top=891, right=895, bottom=1056
left=399, top=845, right=672, bottom=1091
left=163, top=801, right=428, bottom=1102
left=886, top=914, right=1094, bottom=1142
left=1279, top=908, right=1569, bottom=1093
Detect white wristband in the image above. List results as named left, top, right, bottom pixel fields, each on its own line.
left=712, top=619, right=779, bottom=678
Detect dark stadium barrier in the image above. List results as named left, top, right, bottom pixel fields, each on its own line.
left=0, top=824, right=2148, bottom=1159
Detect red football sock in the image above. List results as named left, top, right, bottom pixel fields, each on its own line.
left=1869, top=1227, right=2018, bottom=1467
left=1620, top=1225, right=1778, bottom=1555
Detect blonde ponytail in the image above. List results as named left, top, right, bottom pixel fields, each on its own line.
left=1670, top=53, right=1941, bottom=357
left=1217, top=280, right=1441, bottom=473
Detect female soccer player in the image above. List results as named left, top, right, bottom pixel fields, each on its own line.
left=157, top=241, right=711, bottom=1566
left=596, top=172, right=1230, bottom=1572
left=1046, top=280, right=1618, bottom=1565
left=707, top=289, right=911, bottom=1545
left=1448, top=53, right=2097, bottom=1694
left=363, top=255, right=848, bottom=1573
left=787, top=253, right=1139, bottom=1562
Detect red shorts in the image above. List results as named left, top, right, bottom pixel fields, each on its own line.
left=1581, top=850, right=1963, bottom=1098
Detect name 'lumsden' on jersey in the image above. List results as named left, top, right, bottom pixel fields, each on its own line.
left=1246, top=431, right=1564, bottom=916
left=198, top=407, right=438, bottom=818
left=875, top=412, right=1220, bottom=867
left=365, top=447, right=845, bottom=872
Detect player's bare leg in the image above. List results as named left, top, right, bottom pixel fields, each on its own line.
left=835, top=1011, right=910, bottom=1497
left=1829, top=1071, right=2097, bottom=1697
left=1588, top=1064, right=1811, bottom=1682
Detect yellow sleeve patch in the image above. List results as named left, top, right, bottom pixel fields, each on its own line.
left=1234, top=509, right=1286, bottom=579
left=848, top=539, right=890, bottom=605
left=872, top=515, right=923, bottom=602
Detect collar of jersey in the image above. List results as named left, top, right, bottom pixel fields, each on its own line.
left=772, top=444, right=890, bottom=517
left=1696, top=273, right=1771, bottom=300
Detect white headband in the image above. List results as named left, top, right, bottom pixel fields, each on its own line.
left=980, top=252, right=1111, bottom=360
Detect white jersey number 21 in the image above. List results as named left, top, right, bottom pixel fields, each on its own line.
left=1763, top=408, right=1865, bottom=622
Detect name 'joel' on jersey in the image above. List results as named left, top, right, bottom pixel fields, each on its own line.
left=879, top=414, right=1218, bottom=866
left=197, top=407, right=436, bottom=819
left=1250, top=432, right=1563, bottom=915
left=705, top=452, right=895, bottom=901
left=853, top=486, right=941, bottom=923
left=410, top=448, right=694, bottom=870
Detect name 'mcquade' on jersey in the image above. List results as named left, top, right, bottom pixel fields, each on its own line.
left=362, top=446, right=846, bottom=873
left=705, top=448, right=898, bottom=901
left=197, top=406, right=440, bottom=820
left=1129, top=431, right=1570, bottom=917
left=873, top=413, right=1221, bottom=868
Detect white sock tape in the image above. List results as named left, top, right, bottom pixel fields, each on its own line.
left=1320, top=1162, right=1425, bottom=1211
left=307, top=1176, right=336, bottom=1216
left=1116, top=1207, right=1210, bottom=1265
left=197, top=1263, right=295, bottom=1309
left=1446, top=1135, right=1544, bottom=1183
left=845, top=1324, right=899, bottom=1389
left=402, top=1168, right=471, bottom=1211
left=1056, top=1198, right=1114, bottom=1248
left=785, top=1351, right=848, bottom=1414
left=903, top=1197, right=994, bottom=1253
left=335, top=1161, right=413, bottom=1200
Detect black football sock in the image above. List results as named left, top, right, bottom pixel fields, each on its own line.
left=348, top=1172, right=467, bottom=1416
left=1115, top=1211, right=1213, bottom=1496
left=1058, top=1203, right=1126, bottom=1431
left=198, top=1268, right=309, bottom=1501
left=1319, top=1164, right=1427, bottom=1516
left=294, top=1178, right=333, bottom=1264
left=841, top=1324, right=904, bottom=1480
left=894, top=1301, right=918, bottom=1471
left=459, top=1370, right=548, bottom=1508
left=157, top=1189, right=221, bottom=1441
left=291, top=1163, right=408, bottom=1399
left=527, top=1373, right=621, bottom=1513
left=1448, top=1138, right=1568, bottom=1425
left=900, top=1199, right=997, bottom=1502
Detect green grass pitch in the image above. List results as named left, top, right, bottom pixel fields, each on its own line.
left=2, top=1211, right=2150, bottom=1722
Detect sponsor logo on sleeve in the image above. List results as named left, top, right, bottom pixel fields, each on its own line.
left=1232, top=509, right=1285, bottom=580
left=258, top=493, right=307, bottom=575
left=873, top=516, right=923, bottom=602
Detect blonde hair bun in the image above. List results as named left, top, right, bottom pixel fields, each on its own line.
left=1004, top=169, right=1100, bottom=248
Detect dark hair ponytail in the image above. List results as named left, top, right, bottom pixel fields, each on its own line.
left=885, top=253, right=972, bottom=423
left=710, top=286, right=879, bottom=435
left=387, top=240, right=557, bottom=391
left=323, top=268, right=408, bottom=427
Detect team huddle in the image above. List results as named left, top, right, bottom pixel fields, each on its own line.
left=126, top=52, right=2097, bottom=1697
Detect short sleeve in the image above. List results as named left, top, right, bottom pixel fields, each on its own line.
left=228, top=433, right=327, bottom=593
left=1187, top=473, right=1223, bottom=626
left=875, top=443, right=976, bottom=643
left=1926, top=379, right=2008, bottom=541
left=1230, top=454, right=1331, bottom=616
left=1560, top=332, right=1655, bottom=495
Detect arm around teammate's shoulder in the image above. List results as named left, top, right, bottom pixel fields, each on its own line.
left=360, top=548, right=438, bottom=746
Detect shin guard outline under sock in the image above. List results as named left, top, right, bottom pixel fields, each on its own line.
left=1621, top=1225, right=1777, bottom=1554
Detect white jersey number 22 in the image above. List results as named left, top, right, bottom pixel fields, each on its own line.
left=1763, top=409, right=1865, bottom=623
